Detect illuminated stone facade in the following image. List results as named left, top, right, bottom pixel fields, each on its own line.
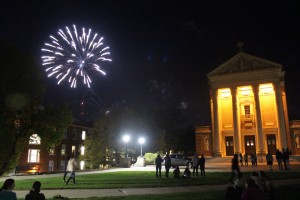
left=206, top=52, right=292, bottom=157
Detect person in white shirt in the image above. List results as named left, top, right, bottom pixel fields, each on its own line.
left=66, top=157, right=77, bottom=185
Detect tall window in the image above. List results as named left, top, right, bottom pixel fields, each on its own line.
left=49, top=145, right=55, bottom=155
left=61, top=144, right=66, bottom=155
left=244, top=105, right=250, bottom=114
left=49, top=160, right=54, bottom=171
left=28, top=149, right=40, bottom=163
left=72, top=145, right=76, bottom=155
left=80, top=146, right=85, bottom=155
left=60, top=161, right=66, bottom=171
left=82, top=130, right=86, bottom=140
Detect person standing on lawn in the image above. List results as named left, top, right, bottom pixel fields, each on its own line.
left=266, top=150, right=273, bottom=171
left=229, top=154, right=240, bottom=183
left=244, top=153, right=248, bottom=166
left=163, top=151, right=171, bottom=178
left=285, top=148, right=291, bottom=169
left=253, top=152, right=258, bottom=166
left=155, top=154, right=163, bottom=178
left=239, top=153, right=243, bottom=166
left=192, top=153, right=199, bottom=176
left=66, top=156, right=77, bottom=185
left=275, top=149, right=283, bottom=171
left=199, top=154, right=206, bottom=178
left=282, top=148, right=288, bottom=170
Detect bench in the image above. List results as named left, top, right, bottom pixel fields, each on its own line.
left=15, top=165, right=40, bottom=175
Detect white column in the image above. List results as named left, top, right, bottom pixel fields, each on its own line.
left=231, top=87, right=240, bottom=154
left=274, top=83, right=287, bottom=149
left=253, top=85, right=264, bottom=155
left=212, top=89, right=222, bottom=156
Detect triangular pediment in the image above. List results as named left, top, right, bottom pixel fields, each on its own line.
left=207, top=52, right=282, bottom=77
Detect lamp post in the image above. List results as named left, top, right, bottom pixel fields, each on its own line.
left=138, top=137, right=145, bottom=157
left=123, top=135, right=130, bottom=158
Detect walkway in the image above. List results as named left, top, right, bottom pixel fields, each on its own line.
left=13, top=178, right=300, bottom=198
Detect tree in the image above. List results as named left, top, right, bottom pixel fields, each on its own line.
left=146, top=79, right=196, bottom=153
left=0, top=42, right=73, bottom=175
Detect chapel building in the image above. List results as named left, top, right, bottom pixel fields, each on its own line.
left=204, top=51, right=292, bottom=157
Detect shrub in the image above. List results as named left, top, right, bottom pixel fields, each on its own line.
left=144, top=152, right=157, bottom=165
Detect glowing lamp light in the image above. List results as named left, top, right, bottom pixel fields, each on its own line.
left=138, top=137, right=145, bottom=157
left=123, top=135, right=130, bottom=158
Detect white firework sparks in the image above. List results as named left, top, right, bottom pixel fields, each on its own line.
left=41, top=25, right=112, bottom=88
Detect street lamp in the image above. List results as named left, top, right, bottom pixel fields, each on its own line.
left=123, top=135, right=130, bottom=158
left=138, top=137, right=145, bottom=157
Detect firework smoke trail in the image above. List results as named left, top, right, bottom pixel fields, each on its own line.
left=41, top=25, right=112, bottom=88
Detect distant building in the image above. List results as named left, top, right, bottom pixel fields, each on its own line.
left=17, top=118, right=92, bottom=173
left=196, top=52, right=297, bottom=157
left=289, top=120, right=300, bottom=155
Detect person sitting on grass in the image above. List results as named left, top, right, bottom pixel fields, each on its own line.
left=25, top=181, right=45, bottom=200
left=241, top=178, right=263, bottom=200
left=0, top=178, right=17, bottom=200
left=234, top=172, right=245, bottom=199
left=225, top=183, right=240, bottom=200
left=173, top=166, right=180, bottom=179
left=250, top=171, right=264, bottom=192
left=182, top=166, right=192, bottom=179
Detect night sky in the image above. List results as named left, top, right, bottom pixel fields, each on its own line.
left=1, top=0, right=300, bottom=124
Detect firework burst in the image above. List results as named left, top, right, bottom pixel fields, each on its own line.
left=41, top=25, right=112, bottom=88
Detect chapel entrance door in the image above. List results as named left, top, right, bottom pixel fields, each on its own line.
left=225, top=136, right=234, bottom=156
left=244, top=135, right=256, bottom=155
left=266, top=134, right=277, bottom=155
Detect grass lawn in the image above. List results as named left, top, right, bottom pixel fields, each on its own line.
left=1, top=171, right=300, bottom=190
left=2, top=171, right=299, bottom=200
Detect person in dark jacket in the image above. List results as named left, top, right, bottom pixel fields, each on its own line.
left=229, top=154, right=240, bottom=183
left=199, top=154, right=206, bottom=178
left=25, top=181, right=45, bottom=200
left=244, top=153, right=248, bottom=166
left=241, top=178, right=263, bottom=200
left=285, top=148, right=291, bottom=169
left=192, top=153, right=199, bottom=176
left=0, top=178, right=17, bottom=200
left=275, top=149, right=283, bottom=171
left=163, top=152, right=171, bottom=178
left=155, top=154, right=163, bottom=178
left=173, top=166, right=180, bottom=179
left=282, top=148, right=288, bottom=170
left=182, top=166, right=192, bottom=179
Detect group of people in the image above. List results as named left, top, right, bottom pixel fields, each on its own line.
left=237, top=148, right=291, bottom=171
left=275, top=148, right=291, bottom=171
left=238, top=152, right=257, bottom=167
left=155, top=152, right=206, bottom=179
left=225, top=170, right=277, bottom=200
left=266, top=148, right=292, bottom=171
left=0, top=179, right=45, bottom=200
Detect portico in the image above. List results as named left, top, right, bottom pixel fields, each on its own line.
left=207, top=52, right=291, bottom=157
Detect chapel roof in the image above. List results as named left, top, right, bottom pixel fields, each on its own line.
left=207, top=51, right=282, bottom=78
